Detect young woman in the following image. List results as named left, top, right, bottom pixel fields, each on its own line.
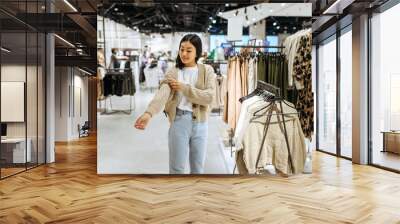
left=134, top=34, right=216, bottom=174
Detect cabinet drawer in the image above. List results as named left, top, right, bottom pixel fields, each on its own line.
left=384, top=133, right=400, bottom=154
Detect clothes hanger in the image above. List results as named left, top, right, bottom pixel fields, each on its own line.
left=239, top=88, right=262, bottom=103
left=251, top=92, right=275, bottom=116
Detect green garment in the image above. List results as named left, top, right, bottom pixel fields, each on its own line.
left=257, top=54, right=266, bottom=82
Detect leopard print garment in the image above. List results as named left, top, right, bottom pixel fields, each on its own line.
left=293, top=33, right=314, bottom=140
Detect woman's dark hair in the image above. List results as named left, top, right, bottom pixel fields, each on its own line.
left=176, top=34, right=202, bottom=69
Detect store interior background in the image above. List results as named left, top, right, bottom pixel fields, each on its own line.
left=96, top=0, right=400, bottom=174
left=1, top=0, right=400, bottom=179
left=97, top=2, right=313, bottom=174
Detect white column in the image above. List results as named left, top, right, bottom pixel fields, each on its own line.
left=249, top=20, right=266, bottom=40
left=46, top=32, right=55, bottom=163
left=352, top=14, right=369, bottom=164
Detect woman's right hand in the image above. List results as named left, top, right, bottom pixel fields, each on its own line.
left=134, top=113, right=152, bottom=130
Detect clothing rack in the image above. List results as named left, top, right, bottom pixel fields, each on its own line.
left=233, top=81, right=296, bottom=174
left=204, top=60, right=228, bottom=64
left=101, top=68, right=136, bottom=115
left=253, top=81, right=295, bottom=174
left=227, top=42, right=285, bottom=57
left=102, top=95, right=135, bottom=115
left=232, top=45, right=285, bottom=49
left=227, top=40, right=285, bottom=49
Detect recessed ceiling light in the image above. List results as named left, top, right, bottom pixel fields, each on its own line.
left=293, top=27, right=297, bottom=30
left=209, top=16, right=212, bottom=20
left=174, top=4, right=179, bottom=8
left=218, top=12, right=222, bottom=15
left=63, top=0, right=78, bottom=12
left=273, top=22, right=277, bottom=26
left=78, top=68, right=92, bottom=76
left=225, top=3, right=229, bottom=7
left=276, top=26, right=280, bottom=29
left=1, top=47, right=11, bottom=53
left=114, top=7, right=118, bottom=11
left=54, top=34, right=75, bottom=48
left=212, top=20, right=216, bottom=24
left=209, top=25, right=212, bottom=28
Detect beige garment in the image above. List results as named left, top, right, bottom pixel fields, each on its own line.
left=223, top=60, right=234, bottom=123
left=247, top=58, right=256, bottom=93
left=223, top=90, right=228, bottom=123
left=97, top=67, right=105, bottom=100
left=236, top=101, right=306, bottom=175
left=241, top=58, right=248, bottom=97
left=226, top=57, right=242, bottom=130
left=220, top=75, right=227, bottom=106
left=233, top=58, right=243, bottom=130
left=145, top=64, right=216, bottom=124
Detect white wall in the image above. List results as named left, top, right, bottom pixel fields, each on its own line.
left=55, top=67, right=70, bottom=141
left=55, top=67, right=89, bottom=141
left=72, top=73, right=89, bottom=138
left=1, top=65, right=30, bottom=138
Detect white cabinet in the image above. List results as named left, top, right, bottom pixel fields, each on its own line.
left=1, top=138, right=32, bottom=163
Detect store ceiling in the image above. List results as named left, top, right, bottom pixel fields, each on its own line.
left=311, top=0, right=389, bottom=42
left=99, top=1, right=311, bottom=35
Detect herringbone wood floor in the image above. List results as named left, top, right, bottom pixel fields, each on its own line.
left=1, top=134, right=400, bottom=224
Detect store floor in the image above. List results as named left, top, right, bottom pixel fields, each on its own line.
left=1, top=135, right=400, bottom=223
left=0, top=167, right=25, bottom=178
left=98, top=88, right=233, bottom=174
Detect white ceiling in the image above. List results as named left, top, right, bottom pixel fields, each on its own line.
left=219, top=3, right=312, bottom=27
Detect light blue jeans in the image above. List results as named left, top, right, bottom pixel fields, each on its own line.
left=168, top=109, right=208, bottom=174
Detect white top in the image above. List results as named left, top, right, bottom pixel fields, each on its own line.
left=234, top=96, right=264, bottom=146
left=177, top=66, right=198, bottom=111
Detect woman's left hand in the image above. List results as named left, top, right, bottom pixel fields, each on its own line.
left=168, top=78, right=184, bottom=91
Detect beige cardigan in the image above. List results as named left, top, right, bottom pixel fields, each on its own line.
left=145, top=64, right=216, bottom=123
